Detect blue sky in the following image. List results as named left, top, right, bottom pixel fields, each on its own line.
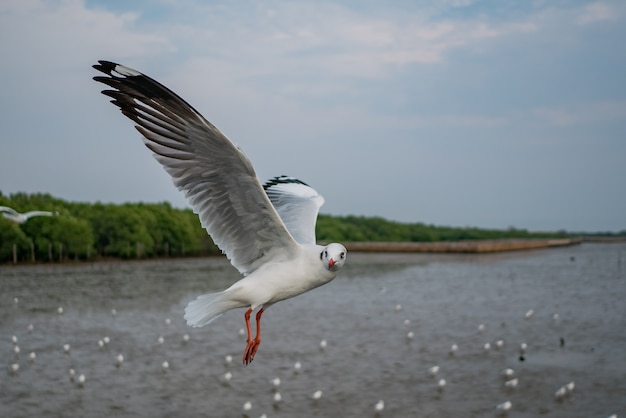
left=1, top=0, right=625, bottom=232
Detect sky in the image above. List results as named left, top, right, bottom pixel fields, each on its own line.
left=0, top=0, right=625, bottom=233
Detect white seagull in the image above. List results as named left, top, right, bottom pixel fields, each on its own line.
left=93, top=61, right=347, bottom=365
left=0, top=206, right=58, bottom=224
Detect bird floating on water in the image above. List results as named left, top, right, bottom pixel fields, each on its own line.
left=94, top=61, right=347, bottom=366
left=222, top=371, right=232, bottom=383
left=504, top=378, right=519, bottom=389
left=496, top=400, right=512, bottom=413
left=374, top=400, right=385, bottom=412
left=0, top=206, right=58, bottom=224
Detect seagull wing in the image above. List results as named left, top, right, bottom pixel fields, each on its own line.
left=93, top=61, right=298, bottom=275
left=0, top=206, right=19, bottom=216
left=263, top=176, right=324, bottom=245
left=23, top=211, right=55, bottom=218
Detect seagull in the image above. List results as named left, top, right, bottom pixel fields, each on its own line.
left=427, top=365, right=440, bottom=377
left=504, top=378, right=519, bottom=389
left=374, top=400, right=384, bottom=412
left=496, top=400, right=512, bottom=413
left=93, top=61, right=347, bottom=365
left=0, top=206, right=58, bottom=224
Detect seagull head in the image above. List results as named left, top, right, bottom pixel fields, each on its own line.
left=321, top=243, right=347, bottom=272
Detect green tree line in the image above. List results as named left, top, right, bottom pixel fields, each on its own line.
left=1, top=192, right=216, bottom=263
left=316, top=215, right=570, bottom=243
left=1, top=191, right=622, bottom=264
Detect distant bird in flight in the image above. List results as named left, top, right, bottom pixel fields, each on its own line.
left=0, top=206, right=58, bottom=224
left=93, top=61, right=347, bottom=365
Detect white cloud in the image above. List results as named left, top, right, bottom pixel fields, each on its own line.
left=577, top=2, right=617, bottom=25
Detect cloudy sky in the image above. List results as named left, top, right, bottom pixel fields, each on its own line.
left=1, top=0, right=625, bottom=232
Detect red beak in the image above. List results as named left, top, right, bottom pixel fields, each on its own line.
left=328, top=258, right=336, bottom=268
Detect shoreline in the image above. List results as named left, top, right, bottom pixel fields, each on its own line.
left=7, top=237, right=625, bottom=266
left=344, top=238, right=583, bottom=253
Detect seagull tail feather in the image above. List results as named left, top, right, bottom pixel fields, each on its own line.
left=184, top=291, right=240, bottom=328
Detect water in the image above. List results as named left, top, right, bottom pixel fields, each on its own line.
left=1, top=243, right=624, bottom=417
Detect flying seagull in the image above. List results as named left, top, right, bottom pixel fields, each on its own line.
left=93, top=61, right=347, bottom=365
left=0, top=206, right=58, bottom=224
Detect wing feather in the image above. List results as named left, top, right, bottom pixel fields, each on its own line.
left=93, top=61, right=298, bottom=275
left=263, top=176, right=324, bottom=245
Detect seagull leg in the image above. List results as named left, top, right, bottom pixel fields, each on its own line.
left=242, top=307, right=264, bottom=365
left=243, top=308, right=254, bottom=364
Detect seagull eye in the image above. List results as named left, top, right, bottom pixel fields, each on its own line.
left=340, top=252, right=345, bottom=259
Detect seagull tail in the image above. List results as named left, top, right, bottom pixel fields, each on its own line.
left=184, top=291, right=241, bottom=328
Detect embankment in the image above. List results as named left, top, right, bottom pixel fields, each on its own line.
left=344, top=238, right=582, bottom=253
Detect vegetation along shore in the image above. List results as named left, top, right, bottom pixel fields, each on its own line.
left=1, top=192, right=623, bottom=264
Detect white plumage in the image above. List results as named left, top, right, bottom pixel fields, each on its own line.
left=93, top=61, right=347, bottom=365
left=0, top=206, right=58, bottom=224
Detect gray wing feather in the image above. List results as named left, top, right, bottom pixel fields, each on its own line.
left=263, top=176, right=324, bottom=245
left=93, top=61, right=297, bottom=275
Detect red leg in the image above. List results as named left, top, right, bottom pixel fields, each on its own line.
left=242, top=307, right=264, bottom=365
left=242, top=308, right=253, bottom=364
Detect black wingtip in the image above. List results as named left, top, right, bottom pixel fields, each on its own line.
left=263, top=176, right=310, bottom=190
left=92, top=60, right=117, bottom=74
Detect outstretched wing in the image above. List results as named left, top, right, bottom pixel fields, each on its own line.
left=0, top=206, right=19, bottom=216
left=263, top=176, right=324, bottom=245
left=93, top=61, right=298, bottom=275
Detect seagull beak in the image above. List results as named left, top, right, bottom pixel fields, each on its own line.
left=328, top=258, right=336, bottom=269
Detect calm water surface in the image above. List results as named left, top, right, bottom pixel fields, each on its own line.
left=1, top=243, right=624, bottom=417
